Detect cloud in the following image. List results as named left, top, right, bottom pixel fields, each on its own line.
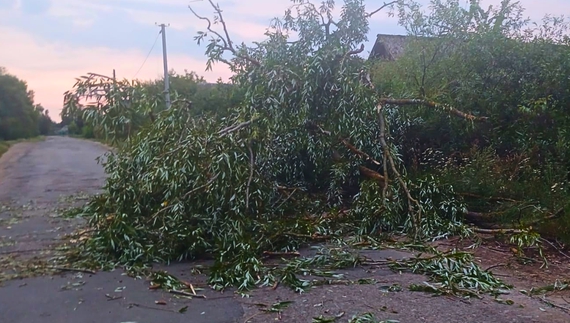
left=0, top=26, right=232, bottom=122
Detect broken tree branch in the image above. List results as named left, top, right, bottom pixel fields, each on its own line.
left=379, top=98, right=488, bottom=122
left=359, top=166, right=386, bottom=184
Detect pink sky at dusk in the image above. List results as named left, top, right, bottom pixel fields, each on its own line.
left=0, top=0, right=567, bottom=122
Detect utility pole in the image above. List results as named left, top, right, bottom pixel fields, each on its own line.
left=157, top=23, right=171, bottom=109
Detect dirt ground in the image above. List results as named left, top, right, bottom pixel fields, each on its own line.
left=0, top=136, right=568, bottom=323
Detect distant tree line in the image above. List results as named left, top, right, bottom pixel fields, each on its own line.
left=0, top=67, right=55, bottom=140
left=60, top=70, right=244, bottom=141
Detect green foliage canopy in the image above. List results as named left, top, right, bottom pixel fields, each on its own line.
left=0, top=67, right=54, bottom=140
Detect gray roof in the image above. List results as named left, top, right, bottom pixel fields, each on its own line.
left=368, top=34, right=411, bottom=61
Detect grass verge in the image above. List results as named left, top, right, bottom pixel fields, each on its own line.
left=0, top=136, right=45, bottom=159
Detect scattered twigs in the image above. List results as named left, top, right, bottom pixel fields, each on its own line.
left=379, top=98, right=488, bottom=122
left=539, top=238, right=570, bottom=260
left=366, top=1, right=399, bottom=18
left=484, top=263, right=507, bottom=272
left=0, top=248, right=51, bottom=255
left=262, top=251, right=301, bottom=258
left=284, top=232, right=330, bottom=240
left=51, top=266, right=96, bottom=275
left=128, top=302, right=183, bottom=313
left=169, top=289, right=207, bottom=298
left=105, top=293, right=122, bottom=301
left=535, top=296, right=570, bottom=314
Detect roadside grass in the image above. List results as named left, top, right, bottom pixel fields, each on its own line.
left=0, top=136, right=46, bottom=159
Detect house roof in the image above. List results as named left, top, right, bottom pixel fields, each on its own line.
left=368, top=34, right=411, bottom=61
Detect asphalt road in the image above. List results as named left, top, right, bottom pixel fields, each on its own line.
left=0, top=136, right=243, bottom=323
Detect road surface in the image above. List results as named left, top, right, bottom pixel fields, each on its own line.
left=0, top=136, right=568, bottom=323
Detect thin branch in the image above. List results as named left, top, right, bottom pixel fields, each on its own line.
left=473, top=228, right=524, bottom=234
left=535, top=296, right=570, bottom=314
left=262, top=251, right=301, bottom=258
left=341, top=44, right=365, bottom=67
left=217, top=118, right=259, bottom=136
left=378, top=105, right=390, bottom=197
left=458, top=192, right=519, bottom=202
left=151, top=174, right=219, bottom=219
left=379, top=98, right=488, bottom=122
left=378, top=104, right=422, bottom=232
left=169, top=289, right=207, bottom=298
left=208, top=0, right=234, bottom=50
left=188, top=1, right=261, bottom=67
left=187, top=5, right=228, bottom=48
left=539, top=237, right=570, bottom=260
left=245, top=141, right=254, bottom=210
left=367, top=1, right=398, bottom=18
left=51, top=267, right=96, bottom=275
left=341, top=139, right=381, bottom=166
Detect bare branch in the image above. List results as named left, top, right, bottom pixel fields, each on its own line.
left=189, top=1, right=261, bottom=67
left=379, top=98, right=489, bottom=122
left=187, top=5, right=228, bottom=48
left=217, top=117, right=259, bottom=136
left=346, top=44, right=365, bottom=56
left=367, top=1, right=398, bottom=18
left=208, top=0, right=233, bottom=50
left=341, top=139, right=381, bottom=166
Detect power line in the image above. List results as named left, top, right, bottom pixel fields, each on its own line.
left=133, top=30, right=162, bottom=79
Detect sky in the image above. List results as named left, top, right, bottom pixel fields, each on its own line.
left=0, top=0, right=567, bottom=122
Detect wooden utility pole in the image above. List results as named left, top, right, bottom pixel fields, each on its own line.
left=157, top=23, right=171, bottom=109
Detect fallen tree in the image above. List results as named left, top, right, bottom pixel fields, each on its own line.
left=64, top=0, right=569, bottom=291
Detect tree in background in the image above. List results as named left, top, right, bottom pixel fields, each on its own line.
left=61, top=70, right=244, bottom=143
left=371, top=0, right=570, bottom=240
left=0, top=67, right=55, bottom=140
